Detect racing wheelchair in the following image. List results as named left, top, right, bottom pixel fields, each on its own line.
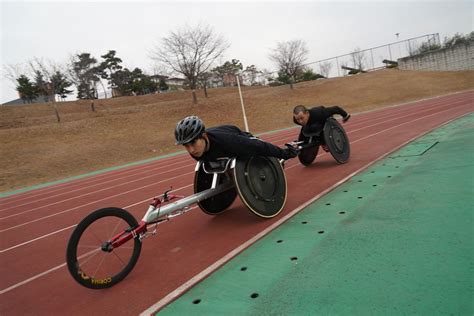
left=288, top=117, right=351, bottom=166
left=66, top=155, right=286, bottom=289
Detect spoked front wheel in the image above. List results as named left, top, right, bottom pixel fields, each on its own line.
left=66, top=207, right=142, bottom=289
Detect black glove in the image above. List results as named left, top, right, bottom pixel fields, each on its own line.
left=281, top=146, right=298, bottom=160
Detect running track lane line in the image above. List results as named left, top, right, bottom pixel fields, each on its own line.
left=140, top=112, right=471, bottom=315
left=0, top=110, right=469, bottom=295
left=0, top=183, right=194, bottom=254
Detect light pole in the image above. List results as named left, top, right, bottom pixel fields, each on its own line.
left=236, top=72, right=249, bottom=132
left=395, top=33, right=401, bottom=58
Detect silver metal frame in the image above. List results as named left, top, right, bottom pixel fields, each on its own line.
left=141, top=158, right=236, bottom=223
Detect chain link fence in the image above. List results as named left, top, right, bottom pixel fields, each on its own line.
left=302, top=33, right=440, bottom=78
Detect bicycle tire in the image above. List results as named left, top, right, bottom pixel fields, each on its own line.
left=66, top=207, right=142, bottom=289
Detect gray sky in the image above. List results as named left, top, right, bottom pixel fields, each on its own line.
left=1, top=0, right=472, bottom=103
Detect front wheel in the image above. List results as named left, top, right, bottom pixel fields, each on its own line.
left=66, top=207, right=142, bottom=289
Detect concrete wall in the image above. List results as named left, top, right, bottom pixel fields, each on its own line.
left=398, top=42, right=474, bottom=71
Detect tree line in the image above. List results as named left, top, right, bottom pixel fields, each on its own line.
left=14, top=24, right=468, bottom=106
left=7, top=23, right=330, bottom=106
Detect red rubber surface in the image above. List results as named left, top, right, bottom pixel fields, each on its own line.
left=0, top=91, right=472, bottom=315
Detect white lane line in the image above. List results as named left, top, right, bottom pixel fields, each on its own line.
left=0, top=152, right=190, bottom=205
left=0, top=224, right=77, bottom=253
left=0, top=159, right=192, bottom=213
left=0, top=163, right=195, bottom=221
left=0, top=170, right=196, bottom=233
left=0, top=262, right=67, bottom=295
left=0, top=184, right=194, bottom=253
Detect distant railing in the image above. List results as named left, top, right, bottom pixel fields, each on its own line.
left=267, top=33, right=440, bottom=80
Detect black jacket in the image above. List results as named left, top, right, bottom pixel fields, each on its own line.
left=193, top=125, right=288, bottom=161
left=298, top=106, right=348, bottom=135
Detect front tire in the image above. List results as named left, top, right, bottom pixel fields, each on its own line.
left=66, top=207, right=142, bottom=289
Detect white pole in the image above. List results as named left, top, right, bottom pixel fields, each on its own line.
left=236, top=74, right=249, bottom=132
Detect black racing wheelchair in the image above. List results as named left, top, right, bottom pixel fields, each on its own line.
left=288, top=118, right=351, bottom=166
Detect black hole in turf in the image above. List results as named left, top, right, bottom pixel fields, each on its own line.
left=241, top=267, right=247, bottom=271
left=358, top=180, right=362, bottom=182
left=339, top=211, right=346, bottom=214
left=250, top=293, right=259, bottom=299
left=290, top=257, right=298, bottom=261
left=326, top=203, right=331, bottom=206
left=277, top=240, right=283, bottom=243
left=387, top=176, right=392, bottom=178
left=193, top=299, right=201, bottom=304
left=343, top=190, right=348, bottom=193
left=318, top=231, right=325, bottom=234
left=358, top=196, right=363, bottom=199
left=371, top=171, right=375, bottom=173
left=301, top=221, right=308, bottom=224
left=373, top=184, right=377, bottom=187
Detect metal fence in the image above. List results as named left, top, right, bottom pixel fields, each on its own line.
left=302, top=33, right=440, bottom=78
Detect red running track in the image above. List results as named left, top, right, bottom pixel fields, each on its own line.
left=0, top=91, right=472, bottom=315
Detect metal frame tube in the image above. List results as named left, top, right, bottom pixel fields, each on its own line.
left=142, top=181, right=235, bottom=223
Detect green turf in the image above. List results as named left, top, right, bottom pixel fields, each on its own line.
left=158, top=114, right=474, bottom=315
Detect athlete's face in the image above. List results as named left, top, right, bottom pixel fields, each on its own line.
left=183, top=134, right=207, bottom=158
left=293, top=111, right=310, bottom=126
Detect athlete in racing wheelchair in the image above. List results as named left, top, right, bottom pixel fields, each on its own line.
left=291, top=105, right=351, bottom=165
left=175, top=116, right=298, bottom=218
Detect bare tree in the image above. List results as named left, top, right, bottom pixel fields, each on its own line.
left=29, top=58, right=61, bottom=102
left=198, top=72, right=212, bottom=98
left=319, top=61, right=332, bottom=78
left=29, top=58, right=64, bottom=121
left=151, top=23, right=229, bottom=104
left=350, top=47, right=366, bottom=71
left=3, top=63, right=28, bottom=86
left=269, top=39, right=308, bottom=89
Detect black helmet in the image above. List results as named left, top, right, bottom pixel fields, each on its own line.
left=175, top=116, right=205, bottom=145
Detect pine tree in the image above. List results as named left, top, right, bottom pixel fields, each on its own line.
left=16, top=75, right=39, bottom=103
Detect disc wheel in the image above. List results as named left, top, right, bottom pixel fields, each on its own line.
left=194, top=165, right=237, bottom=215
left=66, top=207, right=142, bottom=289
left=297, top=133, right=319, bottom=166
left=233, top=156, right=287, bottom=218
left=323, top=118, right=350, bottom=164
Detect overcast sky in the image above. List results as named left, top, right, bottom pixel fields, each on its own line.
left=1, top=0, right=472, bottom=103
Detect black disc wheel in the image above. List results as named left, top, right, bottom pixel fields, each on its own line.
left=194, top=165, right=237, bottom=215
left=233, top=156, right=287, bottom=218
left=298, top=133, right=319, bottom=166
left=66, top=207, right=142, bottom=289
left=323, top=118, right=350, bottom=164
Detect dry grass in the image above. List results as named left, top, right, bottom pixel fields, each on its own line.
left=1, top=69, right=473, bottom=192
